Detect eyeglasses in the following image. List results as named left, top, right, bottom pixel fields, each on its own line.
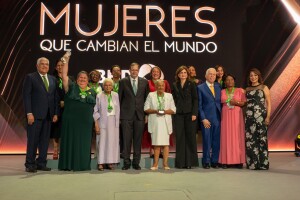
left=90, top=74, right=100, bottom=77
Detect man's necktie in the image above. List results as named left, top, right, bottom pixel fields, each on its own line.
left=42, top=75, right=49, bottom=91
left=209, top=84, right=215, bottom=97
left=132, top=79, right=137, bottom=95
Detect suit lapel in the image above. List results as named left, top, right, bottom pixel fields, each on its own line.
left=177, top=82, right=185, bottom=98
left=34, top=72, right=48, bottom=92
left=48, top=76, right=53, bottom=93
left=204, top=83, right=215, bottom=98
left=126, top=76, right=135, bottom=95
left=214, top=84, right=220, bottom=99
left=136, top=77, right=143, bottom=96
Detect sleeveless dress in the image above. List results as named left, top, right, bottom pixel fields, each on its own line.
left=58, top=82, right=96, bottom=171
left=245, top=85, right=269, bottom=170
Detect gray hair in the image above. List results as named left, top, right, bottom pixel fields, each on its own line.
left=205, top=68, right=216, bottom=75
left=154, top=79, right=165, bottom=87
left=103, top=78, right=114, bottom=85
left=37, top=57, right=49, bottom=65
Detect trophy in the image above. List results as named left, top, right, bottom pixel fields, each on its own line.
left=227, top=93, right=235, bottom=109
left=60, top=51, right=71, bottom=64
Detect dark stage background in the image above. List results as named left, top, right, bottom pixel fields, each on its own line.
left=0, top=0, right=298, bottom=153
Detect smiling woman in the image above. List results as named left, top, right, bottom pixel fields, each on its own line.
left=58, top=53, right=97, bottom=171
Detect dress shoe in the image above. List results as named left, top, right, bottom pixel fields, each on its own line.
left=211, top=163, right=219, bottom=169
left=236, top=164, right=243, bottom=169
left=132, top=164, right=141, bottom=170
left=122, top=165, right=130, bottom=170
left=98, top=164, right=104, bottom=171
left=221, top=164, right=228, bottom=169
left=150, top=166, right=158, bottom=170
left=108, top=164, right=115, bottom=170
left=25, top=168, right=37, bottom=173
left=203, top=163, right=210, bottom=169
left=163, top=166, right=170, bottom=170
left=37, top=166, right=51, bottom=171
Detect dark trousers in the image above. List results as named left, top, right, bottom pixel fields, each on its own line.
left=174, top=113, right=199, bottom=168
left=201, top=122, right=220, bottom=164
left=121, top=114, right=144, bottom=166
left=119, top=126, right=123, bottom=157
left=25, top=117, right=51, bottom=169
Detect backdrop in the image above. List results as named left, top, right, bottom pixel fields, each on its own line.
left=0, top=0, right=298, bottom=153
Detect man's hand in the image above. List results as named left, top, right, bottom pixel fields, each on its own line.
left=52, top=115, right=58, bottom=123
left=27, top=114, right=34, bottom=125
left=202, top=119, right=211, bottom=129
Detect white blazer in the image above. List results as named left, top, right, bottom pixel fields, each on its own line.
left=144, top=92, right=176, bottom=134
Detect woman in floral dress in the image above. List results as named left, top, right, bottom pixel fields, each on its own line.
left=245, top=68, right=271, bottom=170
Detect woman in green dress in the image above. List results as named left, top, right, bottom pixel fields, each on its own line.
left=58, top=53, right=96, bottom=171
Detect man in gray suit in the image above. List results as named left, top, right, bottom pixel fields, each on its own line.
left=22, top=57, right=59, bottom=172
left=119, top=62, right=149, bottom=170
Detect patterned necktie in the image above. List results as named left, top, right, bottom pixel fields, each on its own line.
left=42, top=75, right=49, bottom=91
left=209, top=84, right=215, bottom=97
left=132, top=79, right=137, bottom=95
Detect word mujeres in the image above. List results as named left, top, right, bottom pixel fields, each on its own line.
left=40, top=3, right=217, bottom=38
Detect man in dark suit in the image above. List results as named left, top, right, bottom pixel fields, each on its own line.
left=118, top=62, right=149, bottom=170
left=22, top=57, right=59, bottom=172
left=197, top=68, right=221, bottom=169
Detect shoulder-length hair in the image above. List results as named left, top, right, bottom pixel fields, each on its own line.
left=150, top=66, right=162, bottom=79
left=248, top=68, right=263, bottom=86
left=175, top=65, right=190, bottom=82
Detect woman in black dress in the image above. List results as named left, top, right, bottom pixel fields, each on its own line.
left=245, top=68, right=271, bottom=170
left=172, top=66, right=199, bottom=169
left=50, top=60, right=65, bottom=160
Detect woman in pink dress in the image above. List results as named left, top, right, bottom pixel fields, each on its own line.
left=219, top=74, right=246, bottom=169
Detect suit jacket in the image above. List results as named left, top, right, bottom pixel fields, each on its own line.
left=144, top=92, right=176, bottom=134
left=118, top=76, right=149, bottom=120
left=93, top=91, right=120, bottom=128
left=22, top=71, right=59, bottom=119
left=197, top=82, right=221, bottom=125
left=171, top=80, right=198, bottom=115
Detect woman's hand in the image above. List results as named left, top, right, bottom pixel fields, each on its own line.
left=60, top=101, right=64, bottom=108
left=265, top=116, right=270, bottom=126
left=95, top=123, right=100, bottom=135
left=192, top=115, right=197, bottom=121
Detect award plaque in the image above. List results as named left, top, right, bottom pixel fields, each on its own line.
left=158, top=110, right=165, bottom=115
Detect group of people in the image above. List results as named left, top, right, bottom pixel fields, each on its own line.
left=22, top=54, right=271, bottom=172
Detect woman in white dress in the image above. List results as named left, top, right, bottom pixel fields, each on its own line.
left=144, top=80, right=176, bottom=170
left=93, top=78, right=120, bottom=171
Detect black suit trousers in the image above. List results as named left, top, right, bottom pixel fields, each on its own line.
left=25, top=116, right=51, bottom=169
left=121, top=113, right=144, bottom=166
left=174, top=113, right=199, bottom=168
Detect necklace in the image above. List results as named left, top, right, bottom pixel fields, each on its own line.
left=79, top=87, right=88, bottom=99
left=106, top=93, right=113, bottom=113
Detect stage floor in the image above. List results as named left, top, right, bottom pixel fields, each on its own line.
left=0, top=153, right=299, bottom=200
